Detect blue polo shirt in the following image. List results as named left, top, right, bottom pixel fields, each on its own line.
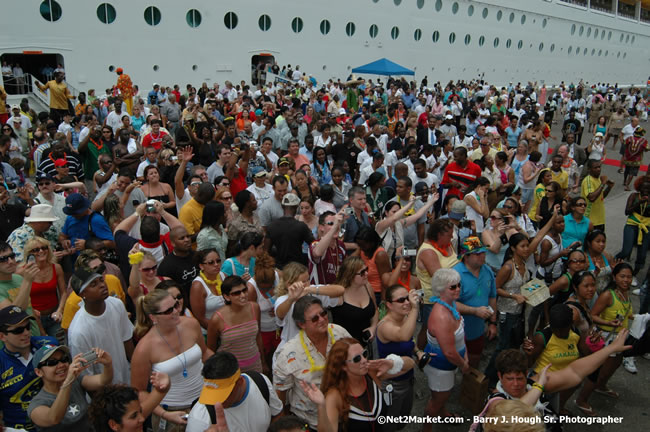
left=62, top=212, right=114, bottom=245
left=453, top=261, right=497, bottom=341
left=562, top=214, right=590, bottom=249
left=0, top=336, right=57, bottom=430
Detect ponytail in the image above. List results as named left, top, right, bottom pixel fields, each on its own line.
left=134, top=290, right=170, bottom=339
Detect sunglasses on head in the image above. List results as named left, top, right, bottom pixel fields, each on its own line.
left=4, top=323, right=30, bottom=335
left=0, top=253, right=17, bottom=263
left=308, top=309, right=328, bottom=323
left=347, top=349, right=369, bottom=363
left=203, top=259, right=222, bottom=266
left=40, top=355, right=72, bottom=368
left=141, top=264, right=157, bottom=273
left=155, top=300, right=180, bottom=315
left=29, top=246, right=48, bottom=254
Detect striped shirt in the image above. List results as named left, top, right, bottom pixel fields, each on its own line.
left=36, top=152, right=85, bottom=180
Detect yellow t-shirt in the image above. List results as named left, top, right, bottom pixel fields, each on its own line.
left=550, top=170, right=568, bottom=191
left=61, top=274, right=125, bottom=329
left=528, top=183, right=546, bottom=221
left=179, top=198, right=205, bottom=236
left=40, top=80, right=71, bottom=110
left=581, top=175, right=605, bottom=227
left=0, top=86, right=7, bottom=114
left=533, top=330, right=580, bottom=373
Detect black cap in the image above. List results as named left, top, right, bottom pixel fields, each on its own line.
left=35, top=172, right=53, bottom=183
left=0, top=306, right=34, bottom=327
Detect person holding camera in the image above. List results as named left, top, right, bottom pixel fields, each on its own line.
left=28, top=345, right=113, bottom=431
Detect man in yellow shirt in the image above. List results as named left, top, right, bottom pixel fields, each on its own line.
left=548, top=154, right=569, bottom=194
left=179, top=182, right=215, bottom=241
left=581, top=160, right=613, bottom=231
left=35, top=71, right=75, bottom=124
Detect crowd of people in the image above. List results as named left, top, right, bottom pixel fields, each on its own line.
left=1, top=70, right=650, bottom=432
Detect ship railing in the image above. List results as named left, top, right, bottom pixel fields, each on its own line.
left=1, top=73, right=50, bottom=107
left=559, top=0, right=588, bottom=7
left=25, top=74, right=51, bottom=107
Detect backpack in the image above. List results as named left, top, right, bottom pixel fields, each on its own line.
left=204, top=371, right=270, bottom=424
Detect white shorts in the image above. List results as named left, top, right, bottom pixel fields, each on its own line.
left=423, top=364, right=456, bottom=392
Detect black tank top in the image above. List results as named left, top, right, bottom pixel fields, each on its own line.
left=331, top=288, right=376, bottom=347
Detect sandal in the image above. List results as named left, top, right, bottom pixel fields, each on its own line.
left=574, top=401, right=596, bottom=416
left=594, top=388, right=619, bottom=398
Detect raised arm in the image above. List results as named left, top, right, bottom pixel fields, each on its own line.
left=175, top=146, right=193, bottom=200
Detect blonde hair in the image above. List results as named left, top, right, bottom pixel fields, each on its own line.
left=483, top=400, right=544, bottom=432
left=134, top=290, right=171, bottom=339
left=23, top=237, right=55, bottom=264
left=275, top=262, right=308, bottom=297
left=335, top=256, right=365, bottom=289
left=138, top=251, right=157, bottom=271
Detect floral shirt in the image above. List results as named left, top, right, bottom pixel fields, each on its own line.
left=7, top=223, right=59, bottom=262
left=273, top=324, right=351, bottom=429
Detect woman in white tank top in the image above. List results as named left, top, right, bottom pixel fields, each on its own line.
left=464, top=178, right=490, bottom=233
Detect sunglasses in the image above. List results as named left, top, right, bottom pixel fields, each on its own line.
left=38, top=181, right=52, bottom=186
left=0, top=253, right=17, bottom=263
left=220, top=183, right=230, bottom=187
left=503, top=205, right=514, bottom=209
left=575, top=202, right=587, bottom=207
left=4, top=323, right=31, bottom=335
left=356, top=268, right=369, bottom=277
left=347, top=349, right=369, bottom=363
left=28, top=246, right=49, bottom=254
left=221, top=196, right=233, bottom=200
left=40, top=355, right=72, bottom=368
left=324, top=221, right=335, bottom=226
left=227, top=288, right=247, bottom=297
left=569, top=259, right=586, bottom=264
left=545, top=189, right=555, bottom=193
left=155, top=301, right=180, bottom=315
left=2, top=128, right=11, bottom=131
left=308, top=309, right=328, bottom=323
left=448, top=283, right=461, bottom=291
left=172, top=294, right=183, bottom=301
left=389, top=296, right=409, bottom=304
left=92, top=263, right=106, bottom=274
left=190, top=181, right=202, bottom=186
left=141, top=265, right=158, bottom=273
left=203, top=259, right=222, bottom=266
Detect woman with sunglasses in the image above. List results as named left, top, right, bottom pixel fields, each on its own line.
left=422, top=268, right=468, bottom=423
left=562, top=196, right=594, bottom=250
left=190, top=248, right=225, bottom=332
left=300, top=337, right=414, bottom=432
left=386, top=251, right=421, bottom=294
left=214, top=188, right=234, bottom=227
left=207, top=275, right=268, bottom=375
left=127, top=249, right=170, bottom=301
left=131, top=289, right=212, bottom=430
left=331, top=257, right=378, bottom=350
left=535, top=181, right=562, bottom=229
left=501, top=197, right=536, bottom=238
left=483, top=208, right=522, bottom=274
left=548, top=250, right=589, bottom=310
left=197, top=201, right=228, bottom=261
left=375, top=284, right=424, bottom=427
left=156, top=280, right=191, bottom=318
left=22, top=237, right=67, bottom=338
left=29, top=345, right=113, bottom=431
left=584, top=230, right=618, bottom=295
left=2, top=123, right=22, bottom=160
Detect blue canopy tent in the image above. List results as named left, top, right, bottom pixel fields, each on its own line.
left=350, top=58, right=415, bottom=76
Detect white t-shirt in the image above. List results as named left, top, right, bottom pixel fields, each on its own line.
left=247, top=183, right=274, bottom=207
left=136, top=160, right=156, bottom=178
left=67, top=296, right=134, bottom=384
left=186, top=374, right=283, bottom=432
left=105, top=111, right=125, bottom=133
left=410, top=172, right=440, bottom=191
left=176, top=188, right=192, bottom=214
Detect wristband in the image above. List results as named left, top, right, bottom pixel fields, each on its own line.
left=386, top=354, right=404, bottom=375
left=532, top=382, right=544, bottom=392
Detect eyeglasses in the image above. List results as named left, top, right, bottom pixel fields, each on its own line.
left=28, top=246, right=49, bottom=255
left=356, top=268, right=369, bottom=277
left=203, top=259, right=222, bottom=266
left=141, top=264, right=158, bottom=273
left=154, top=301, right=180, bottom=315
left=307, top=309, right=328, bottom=323
left=389, top=296, right=409, bottom=304
left=0, top=253, right=17, bottom=263
left=40, top=355, right=71, bottom=368
left=347, top=349, right=369, bottom=363
left=448, top=283, right=461, bottom=291
left=227, top=288, right=247, bottom=297
left=575, top=202, right=587, bottom=207
left=4, top=323, right=31, bottom=335
left=569, top=259, right=586, bottom=264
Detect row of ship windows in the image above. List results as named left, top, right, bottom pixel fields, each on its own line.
left=39, top=1, right=636, bottom=47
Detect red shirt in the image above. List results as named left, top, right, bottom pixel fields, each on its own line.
left=442, top=160, right=482, bottom=199
left=230, top=167, right=248, bottom=197
left=308, top=239, right=346, bottom=285
left=142, top=130, right=169, bottom=150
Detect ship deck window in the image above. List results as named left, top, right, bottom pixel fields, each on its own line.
left=493, top=37, right=500, bottom=48
left=391, top=26, right=400, bottom=40
left=550, top=44, right=555, bottom=52
left=506, top=39, right=512, bottom=48
left=435, top=0, right=443, bottom=12
left=517, top=40, right=523, bottom=50
left=448, top=32, right=455, bottom=44
left=224, top=12, right=238, bottom=29
left=414, top=28, right=422, bottom=41
left=542, top=18, right=547, bottom=28
left=97, top=3, right=116, bottom=24
left=292, top=17, right=303, bottom=33
left=258, top=14, right=271, bottom=32
left=571, top=24, right=576, bottom=35
left=452, top=2, right=459, bottom=14
left=496, top=10, right=503, bottom=21
left=482, top=8, right=488, bottom=19
left=478, top=36, right=485, bottom=46
left=40, top=0, right=62, bottom=22
left=521, top=15, right=526, bottom=25
left=464, top=34, right=471, bottom=45
left=509, top=12, right=515, bottom=23
left=539, top=43, right=544, bottom=52
left=417, top=0, right=425, bottom=9
left=468, top=5, right=474, bottom=16
left=144, top=6, right=161, bottom=26
left=394, top=0, right=402, bottom=5
left=346, top=22, right=356, bottom=37
left=186, top=9, right=201, bottom=28
left=432, top=30, right=440, bottom=43
left=320, top=20, right=331, bottom=35
left=369, top=24, right=379, bottom=38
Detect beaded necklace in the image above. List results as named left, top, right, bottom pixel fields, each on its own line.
left=200, top=271, right=221, bottom=295
left=299, top=326, right=336, bottom=373
left=431, top=296, right=460, bottom=320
